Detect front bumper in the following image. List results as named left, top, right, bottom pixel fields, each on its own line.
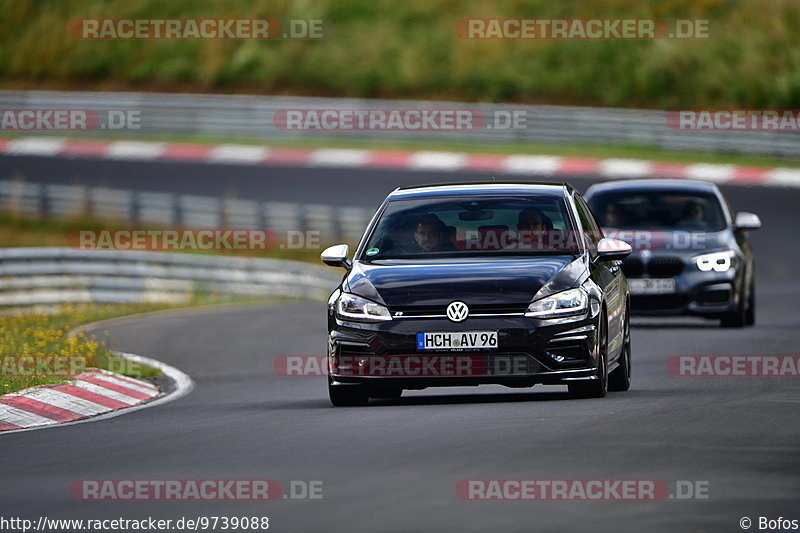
left=629, top=268, right=741, bottom=318
left=328, top=313, right=600, bottom=389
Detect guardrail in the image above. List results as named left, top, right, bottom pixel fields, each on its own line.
left=0, top=247, right=342, bottom=308
left=0, top=179, right=372, bottom=243
left=1, top=90, right=798, bottom=157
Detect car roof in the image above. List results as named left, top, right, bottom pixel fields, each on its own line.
left=585, top=179, right=721, bottom=197
left=388, top=181, right=571, bottom=200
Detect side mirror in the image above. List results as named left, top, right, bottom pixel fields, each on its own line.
left=596, top=238, right=632, bottom=262
left=735, top=212, right=761, bottom=230
left=321, top=244, right=351, bottom=268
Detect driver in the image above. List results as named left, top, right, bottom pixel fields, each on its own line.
left=677, top=200, right=705, bottom=226
left=413, top=214, right=450, bottom=252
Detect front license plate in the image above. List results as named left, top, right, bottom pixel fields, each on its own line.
left=417, top=331, right=498, bottom=350
left=628, top=278, right=676, bottom=295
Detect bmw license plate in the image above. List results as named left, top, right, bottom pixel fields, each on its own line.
left=417, top=331, right=498, bottom=350
left=628, top=278, right=676, bottom=295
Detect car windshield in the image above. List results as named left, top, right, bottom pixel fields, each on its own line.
left=587, top=190, right=727, bottom=231
left=360, top=195, right=579, bottom=259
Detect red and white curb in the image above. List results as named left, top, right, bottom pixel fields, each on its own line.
left=2, top=136, right=800, bottom=188
left=0, top=351, right=193, bottom=434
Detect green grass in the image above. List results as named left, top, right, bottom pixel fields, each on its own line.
left=0, top=303, right=169, bottom=393
left=1, top=0, right=800, bottom=110
left=0, top=213, right=339, bottom=263
left=0, top=295, right=273, bottom=394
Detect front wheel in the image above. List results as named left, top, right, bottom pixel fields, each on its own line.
left=569, top=316, right=608, bottom=399
left=329, top=379, right=369, bottom=407
left=721, top=282, right=748, bottom=328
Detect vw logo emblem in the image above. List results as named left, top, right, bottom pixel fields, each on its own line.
left=446, top=301, right=469, bottom=323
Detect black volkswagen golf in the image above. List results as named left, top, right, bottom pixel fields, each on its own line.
left=321, top=182, right=632, bottom=406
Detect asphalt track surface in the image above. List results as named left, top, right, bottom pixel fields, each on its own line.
left=1, top=154, right=800, bottom=533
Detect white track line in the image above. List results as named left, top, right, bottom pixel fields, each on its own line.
left=106, top=141, right=165, bottom=160
left=503, top=155, right=561, bottom=175
left=409, top=151, right=468, bottom=171
left=6, top=137, right=65, bottom=156
left=208, top=144, right=269, bottom=164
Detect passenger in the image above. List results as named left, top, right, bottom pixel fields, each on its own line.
left=513, top=207, right=549, bottom=251
left=517, top=207, right=547, bottom=231
left=605, top=203, right=626, bottom=227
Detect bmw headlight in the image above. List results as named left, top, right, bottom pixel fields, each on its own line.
left=694, top=250, right=735, bottom=272
left=525, top=288, right=588, bottom=318
left=336, top=293, right=392, bottom=322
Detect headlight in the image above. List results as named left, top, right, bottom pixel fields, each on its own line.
left=525, top=288, right=588, bottom=318
left=694, top=250, right=735, bottom=272
left=336, top=293, right=392, bottom=322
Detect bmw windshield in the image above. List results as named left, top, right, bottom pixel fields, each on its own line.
left=360, top=195, right=581, bottom=260
left=587, top=190, right=727, bottom=231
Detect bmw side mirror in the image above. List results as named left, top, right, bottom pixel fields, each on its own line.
left=596, top=238, right=632, bottom=262
left=321, top=244, right=351, bottom=269
left=735, top=212, right=761, bottom=231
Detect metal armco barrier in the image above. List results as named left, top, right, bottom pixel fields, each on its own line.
left=0, top=180, right=372, bottom=243
left=0, top=247, right=342, bottom=307
left=1, top=90, right=798, bottom=156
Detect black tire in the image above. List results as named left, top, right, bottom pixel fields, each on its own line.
left=745, top=277, right=756, bottom=326
left=329, top=380, right=369, bottom=407
left=608, top=306, right=631, bottom=392
left=721, top=280, right=747, bottom=328
left=370, top=387, right=403, bottom=399
left=569, top=315, right=608, bottom=399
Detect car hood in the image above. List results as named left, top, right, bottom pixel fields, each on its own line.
left=602, top=228, right=734, bottom=255
left=344, top=256, right=581, bottom=307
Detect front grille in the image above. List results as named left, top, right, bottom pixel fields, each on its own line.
left=623, top=256, right=684, bottom=278
left=390, top=303, right=528, bottom=317
left=648, top=257, right=685, bottom=277
left=622, top=258, right=645, bottom=277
